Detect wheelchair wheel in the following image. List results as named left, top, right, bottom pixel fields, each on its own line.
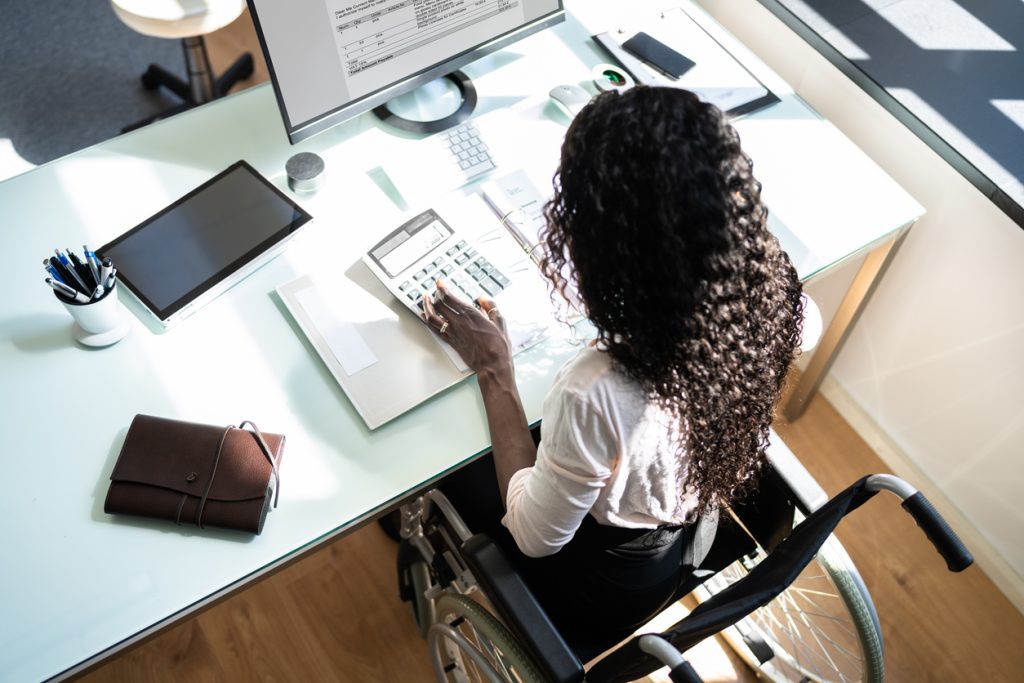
left=410, top=560, right=438, bottom=639
left=428, top=593, right=546, bottom=683
left=696, top=531, right=884, bottom=683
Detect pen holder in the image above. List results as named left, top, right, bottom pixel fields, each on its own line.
left=56, top=283, right=130, bottom=347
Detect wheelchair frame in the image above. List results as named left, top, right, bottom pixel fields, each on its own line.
left=396, top=439, right=971, bottom=683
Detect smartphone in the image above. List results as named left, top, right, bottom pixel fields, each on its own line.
left=621, top=32, right=696, bottom=79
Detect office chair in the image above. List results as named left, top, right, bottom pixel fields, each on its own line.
left=396, top=467, right=972, bottom=682
left=111, top=0, right=255, bottom=132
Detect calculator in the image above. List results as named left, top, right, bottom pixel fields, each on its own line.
left=363, top=208, right=512, bottom=316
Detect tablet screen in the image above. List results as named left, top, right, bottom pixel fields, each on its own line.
left=99, top=161, right=312, bottom=322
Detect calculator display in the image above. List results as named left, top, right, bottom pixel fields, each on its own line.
left=370, top=209, right=453, bottom=278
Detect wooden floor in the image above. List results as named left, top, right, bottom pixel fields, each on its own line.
left=203, top=9, right=270, bottom=97
left=82, top=12, right=1024, bottom=683
left=773, top=397, right=1024, bottom=682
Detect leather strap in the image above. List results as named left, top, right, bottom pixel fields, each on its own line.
left=189, top=421, right=282, bottom=529
left=195, top=425, right=233, bottom=529
left=239, top=420, right=281, bottom=508
left=175, top=493, right=188, bottom=526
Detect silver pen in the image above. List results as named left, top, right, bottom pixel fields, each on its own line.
left=84, top=245, right=101, bottom=284
left=47, top=277, right=90, bottom=304
left=99, top=258, right=113, bottom=286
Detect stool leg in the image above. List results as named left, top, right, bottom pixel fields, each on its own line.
left=181, top=36, right=216, bottom=104
left=216, top=53, right=255, bottom=96
left=141, top=64, right=190, bottom=101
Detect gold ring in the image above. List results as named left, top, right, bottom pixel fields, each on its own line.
left=439, top=321, right=449, bottom=334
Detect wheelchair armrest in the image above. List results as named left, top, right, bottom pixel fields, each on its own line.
left=460, top=534, right=585, bottom=683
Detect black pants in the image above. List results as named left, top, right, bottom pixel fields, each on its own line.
left=440, top=451, right=690, bottom=660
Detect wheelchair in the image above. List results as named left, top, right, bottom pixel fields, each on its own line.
left=394, top=438, right=973, bottom=683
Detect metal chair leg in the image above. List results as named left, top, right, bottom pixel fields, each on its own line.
left=216, top=53, right=255, bottom=96
left=140, top=64, right=190, bottom=100
left=181, top=35, right=216, bottom=104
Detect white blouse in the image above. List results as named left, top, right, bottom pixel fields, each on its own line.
left=501, top=346, right=697, bottom=558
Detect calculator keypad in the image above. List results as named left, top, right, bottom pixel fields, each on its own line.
left=405, top=240, right=509, bottom=308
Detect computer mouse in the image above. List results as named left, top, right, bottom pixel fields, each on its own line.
left=548, top=84, right=592, bottom=119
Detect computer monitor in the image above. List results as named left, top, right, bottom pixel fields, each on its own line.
left=247, top=0, right=565, bottom=143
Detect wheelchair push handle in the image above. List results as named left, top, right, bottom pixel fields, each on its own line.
left=866, top=474, right=974, bottom=572
left=638, top=635, right=704, bottom=683
left=902, top=492, right=974, bottom=572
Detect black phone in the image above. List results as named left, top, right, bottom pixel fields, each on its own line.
left=622, top=32, right=696, bottom=79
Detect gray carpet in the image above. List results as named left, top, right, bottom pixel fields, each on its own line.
left=0, top=0, right=187, bottom=164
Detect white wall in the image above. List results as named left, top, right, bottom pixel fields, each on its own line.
left=696, top=0, right=1024, bottom=611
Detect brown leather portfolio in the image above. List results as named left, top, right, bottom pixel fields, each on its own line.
left=105, top=414, right=285, bottom=535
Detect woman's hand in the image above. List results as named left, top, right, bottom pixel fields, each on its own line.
left=421, top=280, right=512, bottom=376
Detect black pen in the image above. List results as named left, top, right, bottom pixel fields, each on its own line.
left=55, top=249, right=88, bottom=292
left=49, top=254, right=84, bottom=293
left=78, top=262, right=97, bottom=289
left=68, top=248, right=97, bottom=289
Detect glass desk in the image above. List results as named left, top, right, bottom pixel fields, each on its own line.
left=0, top=1, right=922, bottom=679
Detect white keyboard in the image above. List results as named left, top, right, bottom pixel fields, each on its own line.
left=381, top=116, right=504, bottom=202
left=438, top=121, right=495, bottom=182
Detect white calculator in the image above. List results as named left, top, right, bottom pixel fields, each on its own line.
left=363, top=209, right=512, bottom=312
left=362, top=208, right=548, bottom=357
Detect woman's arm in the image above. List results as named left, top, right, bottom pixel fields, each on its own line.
left=477, top=364, right=536, bottom=503
left=422, top=282, right=537, bottom=503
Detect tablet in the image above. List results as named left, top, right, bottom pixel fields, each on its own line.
left=99, top=161, right=312, bottom=327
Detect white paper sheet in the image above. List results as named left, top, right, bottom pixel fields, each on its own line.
left=294, top=286, right=378, bottom=376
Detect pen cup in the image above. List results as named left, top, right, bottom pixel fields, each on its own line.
left=56, top=282, right=130, bottom=347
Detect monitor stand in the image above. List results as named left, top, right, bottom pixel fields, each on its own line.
left=373, top=70, right=477, bottom=135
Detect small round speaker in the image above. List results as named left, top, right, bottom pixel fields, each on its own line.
left=286, top=152, right=325, bottom=193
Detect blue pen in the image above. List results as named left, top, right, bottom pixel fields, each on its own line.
left=46, top=257, right=78, bottom=289
left=55, top=248, right=88, bottom=291
left=43, top=258, right=65, bottom=284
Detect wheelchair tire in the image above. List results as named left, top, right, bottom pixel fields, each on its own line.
left=411, top=560, right=438, bottom=639
left=695, top=531, right=884, bottom=683
left=429, top=593, right=547, bottom=683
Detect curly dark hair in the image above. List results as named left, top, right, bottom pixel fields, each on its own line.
left=540, top=87, right=804, bottom=510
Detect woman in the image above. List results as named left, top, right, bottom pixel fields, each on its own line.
left=420, top=86, right=803, bottom=652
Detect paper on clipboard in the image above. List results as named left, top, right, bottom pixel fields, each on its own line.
left=293, top=285, right=379, bottom=376
left=479, top=169, right=548, bottom=257
left=594, top=7, right=778, bottom=117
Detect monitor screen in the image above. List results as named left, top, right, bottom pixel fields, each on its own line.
left=248, top=0, right=564, bottom=142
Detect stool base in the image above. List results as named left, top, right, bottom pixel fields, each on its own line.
left=123, top=36, right=254, bottom=133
